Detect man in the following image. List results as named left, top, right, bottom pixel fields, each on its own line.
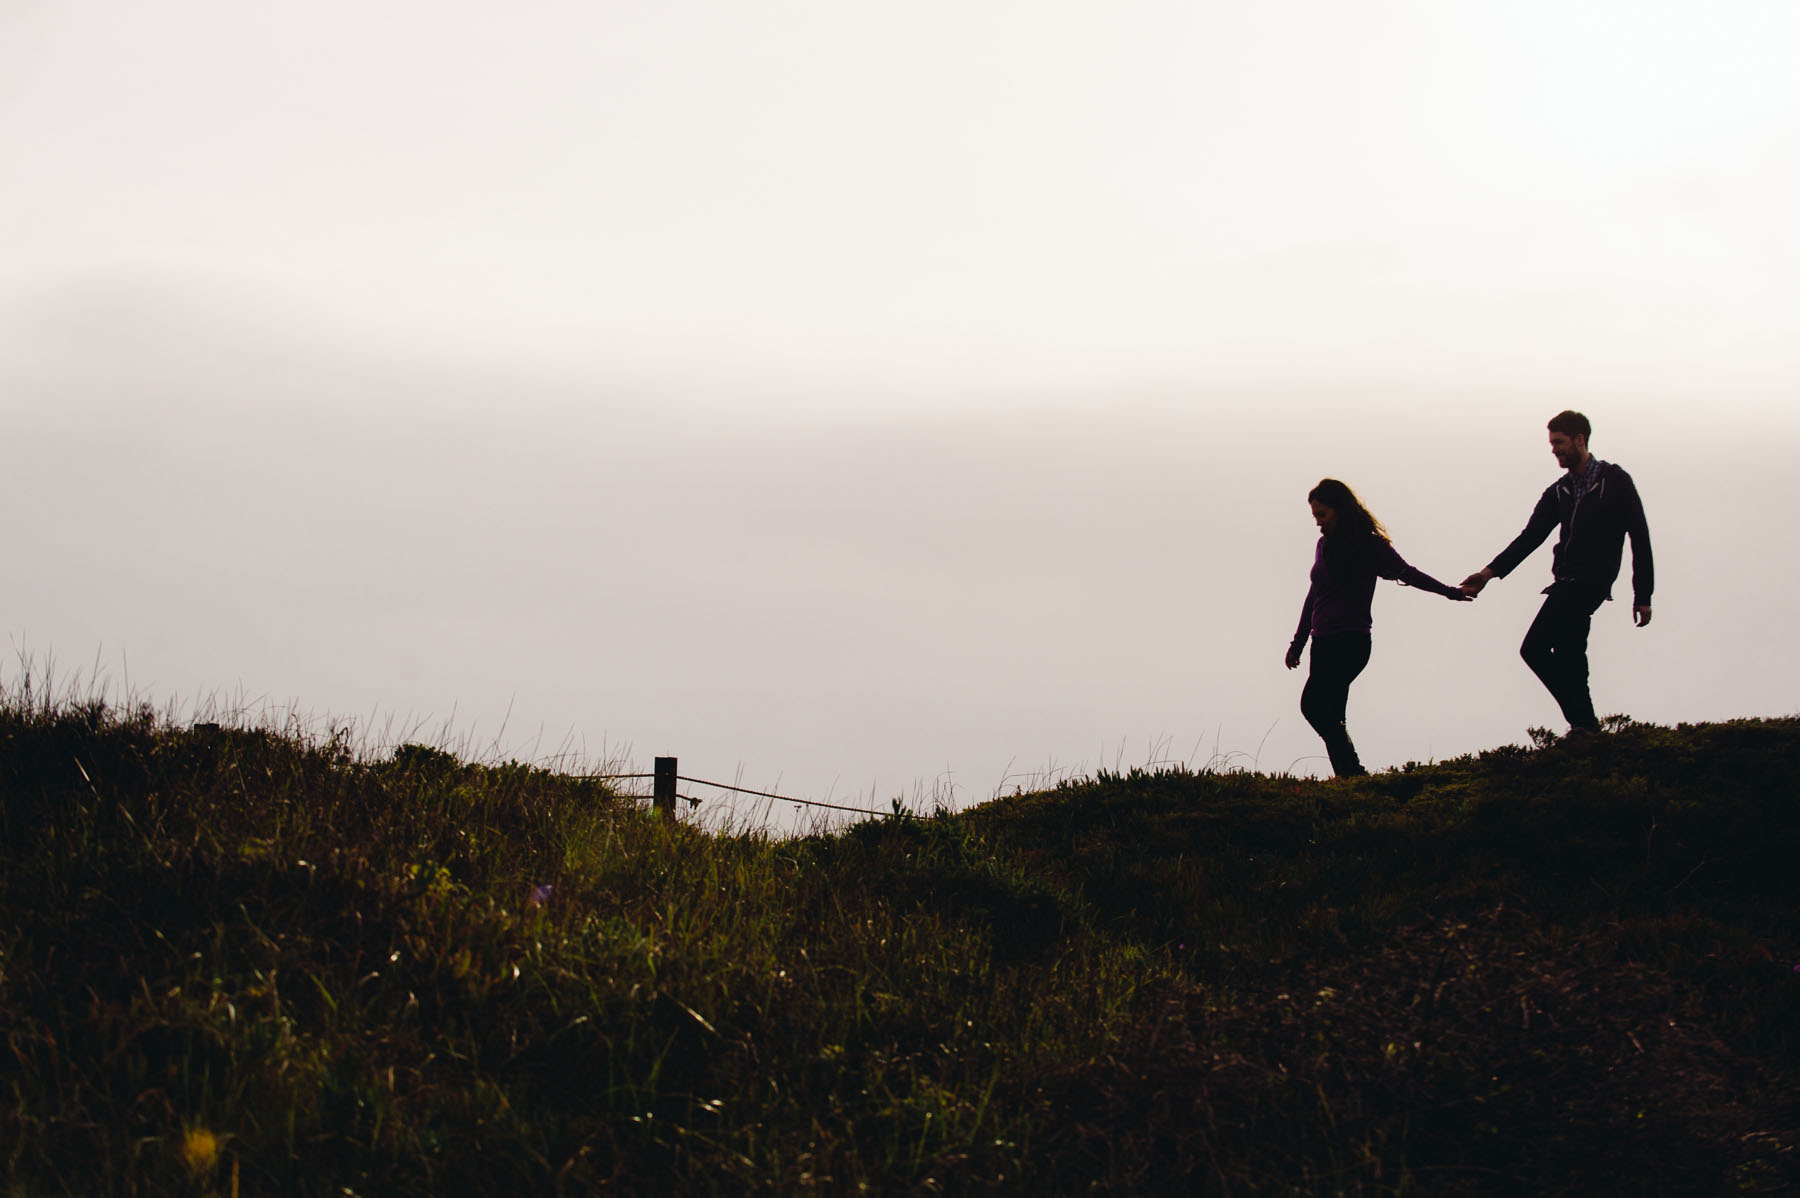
left=1461, top=411, right=1653, bottom=736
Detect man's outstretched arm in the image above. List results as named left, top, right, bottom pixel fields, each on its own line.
left=1462, top=487, right=1559, bottom=596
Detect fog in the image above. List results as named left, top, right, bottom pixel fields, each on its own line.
left=4, top=283, right=1793, bottom=828
left=4, top=2, right=1797, bottom=828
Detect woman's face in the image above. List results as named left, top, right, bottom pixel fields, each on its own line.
left=1310, top=499, right=1338, bottom=534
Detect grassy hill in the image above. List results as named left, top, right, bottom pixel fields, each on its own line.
left=2, top=694, right=1796, bottom=1195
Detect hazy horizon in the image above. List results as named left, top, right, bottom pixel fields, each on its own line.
left=5, top=1, right=1796, bottom=828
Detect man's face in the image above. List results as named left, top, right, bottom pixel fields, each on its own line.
left=1549, top=431, right=1586, bottom=470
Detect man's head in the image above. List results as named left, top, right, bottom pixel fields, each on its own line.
left=1547, top=410, right=1591, bottom=472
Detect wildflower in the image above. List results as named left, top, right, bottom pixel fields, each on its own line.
left=528, top=883, right=554, bottom=907
left=179, top=1127, right=220, bottom=1177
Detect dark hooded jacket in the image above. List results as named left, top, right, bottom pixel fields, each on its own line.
left=1488, top=459, right=1653, bottom=605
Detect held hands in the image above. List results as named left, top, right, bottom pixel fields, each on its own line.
left=1459, top=570, right=1492, bottom=599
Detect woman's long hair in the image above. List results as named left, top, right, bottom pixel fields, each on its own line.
left=1309, top=478, right=1390, bottom=569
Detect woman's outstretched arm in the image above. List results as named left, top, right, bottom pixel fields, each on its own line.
left=1371, top=540, right=1471, bottom=600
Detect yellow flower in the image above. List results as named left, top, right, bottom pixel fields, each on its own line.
left=179, top=1127, right=220, bottom=1176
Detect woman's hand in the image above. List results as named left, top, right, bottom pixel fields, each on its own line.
left=1285, top=644, right=1302, bottom=670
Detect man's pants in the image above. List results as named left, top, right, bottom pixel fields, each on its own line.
left=1302, top=632, right=1372, bottom=777
left=1520, top=583, right=1609, bottom=733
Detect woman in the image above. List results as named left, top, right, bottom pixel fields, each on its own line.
left=1286, top=479, right=1469, bottom=777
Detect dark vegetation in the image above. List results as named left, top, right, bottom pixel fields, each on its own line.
left=2, top=690, right=1796, bottom=1195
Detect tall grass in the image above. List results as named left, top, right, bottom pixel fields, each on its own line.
left=2, top=674, right=1796, bottom=1194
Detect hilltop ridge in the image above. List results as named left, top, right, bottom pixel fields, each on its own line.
left=2, top=699, right=1796, bottom=1194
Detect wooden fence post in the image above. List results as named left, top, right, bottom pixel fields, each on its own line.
left=654, top=757, right=677, bottom=816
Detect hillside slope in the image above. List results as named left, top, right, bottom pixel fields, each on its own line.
left=2, top=701, right=1796, bottom=1195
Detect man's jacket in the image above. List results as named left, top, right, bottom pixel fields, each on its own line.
left=1487, top=459, right=1653, bottom=605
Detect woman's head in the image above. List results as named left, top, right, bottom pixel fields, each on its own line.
left=1307, top=479, right=1389, bottom=542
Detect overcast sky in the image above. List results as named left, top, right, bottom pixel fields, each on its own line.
left=4, top=2, right=1796, bottom=829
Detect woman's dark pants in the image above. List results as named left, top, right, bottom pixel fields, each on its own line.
left=1520, top=582, right=1608, bottom=733
left=1302, top=632, right=1372, bottom=777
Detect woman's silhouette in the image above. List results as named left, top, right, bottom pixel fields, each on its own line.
left=1286, top=479, right=1469, bottom=777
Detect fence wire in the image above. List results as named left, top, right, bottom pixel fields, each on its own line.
left=586, top=771, right=899, bottom=820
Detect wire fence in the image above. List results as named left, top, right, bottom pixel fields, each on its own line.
left=585, top=759, right=900, bottom=821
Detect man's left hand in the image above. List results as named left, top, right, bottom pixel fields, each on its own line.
left=1633, top=605, right=1652, bottom=627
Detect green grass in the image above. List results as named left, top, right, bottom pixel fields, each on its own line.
left=2, top=688, right=1796, bottom=1195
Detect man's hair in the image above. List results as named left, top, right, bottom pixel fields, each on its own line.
left=1547, top=410, right=1591, bottom=440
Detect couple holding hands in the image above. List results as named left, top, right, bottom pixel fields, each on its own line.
left=1286, top=410, right=1654, bottom=777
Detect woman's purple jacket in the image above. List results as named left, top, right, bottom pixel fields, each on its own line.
left=1291, top=535, right=1462, bottom=648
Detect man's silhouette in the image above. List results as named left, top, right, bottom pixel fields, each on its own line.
left=1461, top=411, right=1653, bottom=736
